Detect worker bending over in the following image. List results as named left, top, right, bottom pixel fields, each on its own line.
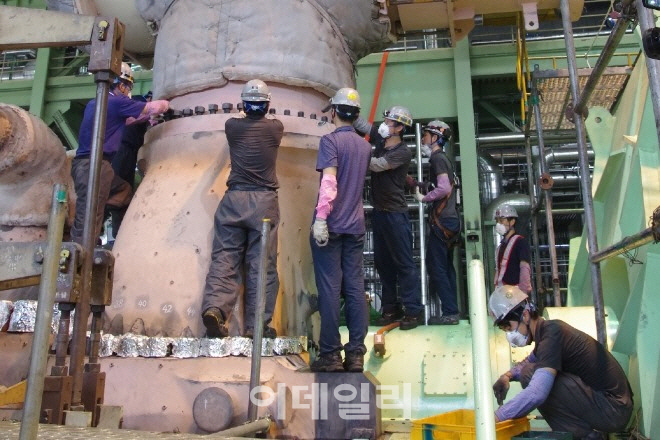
left=489, top=285, right=633, bottom=440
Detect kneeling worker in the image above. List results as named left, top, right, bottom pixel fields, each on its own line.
left=489, top=285, right=633, bottom=440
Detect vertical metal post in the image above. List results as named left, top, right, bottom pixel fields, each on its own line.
left=467, top=259, right=496, bottom=440
left=19, top=184, right=67, bottom=440
left=559, top=0, right=607, bottom=345
left=636, top=0, right=660, bottom=146
left=415, top=123, right=428, bottom=322
left=69, top=76, right=111, bottom=406
left=532, top=67, right=562, bottom=306
left=247, top=219, right=271, bottom=422
left=524, top=133, right=542, bottom=306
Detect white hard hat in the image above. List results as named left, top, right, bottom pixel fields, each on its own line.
left=425, top=120, right=451, bottom=139
left=118, top=62, right=134, bottom=84
left=241, top=79, right=271, bottom=102
left=494, top=204, right=518, bottom=219
left=488, top=285, right=529, bottom=326
left=322, top=87, right=361, bottom=112
left=384, top=105, right=413, bottom=127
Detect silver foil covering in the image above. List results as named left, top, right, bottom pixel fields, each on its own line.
left=100, top=333, right=120, bottom=357
left=100, top=335, right=307, bottom=359
left=7, top=300, right=61, bottom=333
left=172, top=337, right=201, bottom=358
left=0, top=300, right=13, bottom=330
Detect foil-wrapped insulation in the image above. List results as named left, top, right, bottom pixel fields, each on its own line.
left=0, top=300, right=13, bottom=330
left=99, top=334, right=307, bottom=358
left=7, top=300, right=71, bottom=333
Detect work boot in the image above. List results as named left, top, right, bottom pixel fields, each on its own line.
left=343, top=351, right=364, bottom=372
left=202, top=307, right=228, bottom=338
left=428, top=314, right=460, bottom=325
left=375, top=309, right=403, bottom=326
left=244, top=326, right=277, bottom=339
left=310, top=352, right=344, bottom=372
left=399, top=313, right=422, bottom=330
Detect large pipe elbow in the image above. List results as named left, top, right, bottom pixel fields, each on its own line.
left=0, top=104, right=75, bottom=240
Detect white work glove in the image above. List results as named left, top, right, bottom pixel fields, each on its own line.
left=312, top=219, right=329, bottom=246
left=414, top=187, right=425, bottom=203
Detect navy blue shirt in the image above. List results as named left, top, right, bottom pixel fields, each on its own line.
left=496, top=233, right=531, bottom=285
left=315, top=126, right=371, bottom=234
left=76, top=92, right=146, bottom=158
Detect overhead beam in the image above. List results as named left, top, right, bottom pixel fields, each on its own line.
left=0, top=6, right=96, bottom=50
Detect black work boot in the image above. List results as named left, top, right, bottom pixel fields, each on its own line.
left=244, top=326, right=277, bottom=339
left=428, top=314, right=459, bottom=325
left=399, top=313, right=421, bottom=330
left=310, top=352, right=344, bottom=372
left=375, top=309, right=403, bottom=326
left=202, top=307, right=228, bottom=338
left=343, top=351, right=364, bottom=372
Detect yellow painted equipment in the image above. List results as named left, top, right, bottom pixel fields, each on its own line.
left=411, top=409, right=530, bottom=440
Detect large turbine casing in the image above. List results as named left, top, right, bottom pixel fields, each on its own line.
left=109, top=85, right=334, bottom=338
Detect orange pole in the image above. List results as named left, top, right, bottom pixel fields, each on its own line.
left=365, top=51, right=389, bottom=141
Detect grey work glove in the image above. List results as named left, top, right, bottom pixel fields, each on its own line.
left=493, top=375, right=511, bottom=406
left=312, top=219, right=329, bottom=246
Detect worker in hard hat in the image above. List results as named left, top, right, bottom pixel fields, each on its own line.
left=354, top=106, right=423, bottom=330
left=414, top=120, right=461, bottom=325
left=310, top=88, right=372, bottom=372
left=70, top=62, right=169, bottom=243
left=201, top=79, right=283, bottom=339
left=488, top=285, right=633, bottom=439
left=493, top=204, right=532, bottom=294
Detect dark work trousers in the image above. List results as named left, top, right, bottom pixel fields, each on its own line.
left=371, top=210, right=422, bottom=316
left=202, top=189, right=280, bottom=332
left=426, top=217, right=460, bottom=316
left=521, top=363, right=633, bottom=438
left=71, top=157, right=127, bottom=242
left=311, top=232, right=368, bottom=356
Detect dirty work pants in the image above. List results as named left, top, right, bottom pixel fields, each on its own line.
left=311, top=232, right=368, bottom=356
left=426, top=217, right=460, bottom=316
left=202, top=189, right=280, bottom=332
left=371, top=210, right=422, bottom=317
left=521, top=363, right=633, bottom=438
left=70, top=156, right=132, bottom=242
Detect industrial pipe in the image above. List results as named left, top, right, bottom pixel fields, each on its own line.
left=560, top=0, right=607, bottom=346
left=476, top=131, right=577, bottom=146
left=247, top=219, right=271, bottom=422
left=467, top=259, right=496, bottom=440
left=523, top=114, right=542, bottom=305
left=70, top=76, right=111, bottom=407
left=415, top=123, right=428, bottom=323
left=574, top=0, right=634, bottom=116
left=209, top=416, right=272, bottom=438
left=532, top=66, right=562, bottom=306
left=590, top=224, right=660, bottom=263
left=636, top=0, right=660, bottom=147
left=19, top=184, right=67, bottom=440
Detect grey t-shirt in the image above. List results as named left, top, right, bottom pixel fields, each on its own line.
left=369, top=125, right=412, bottom=212
left=428, top=149, right=458, bottom=220
left=225, top=114, right=284, bottom=189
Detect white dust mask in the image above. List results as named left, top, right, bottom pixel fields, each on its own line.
left=378, top=122, right=391, bottom=139
left=495, top=223, right=508, bottom=236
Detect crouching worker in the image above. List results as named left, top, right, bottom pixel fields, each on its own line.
left=488, top=285, right=633, bottom=440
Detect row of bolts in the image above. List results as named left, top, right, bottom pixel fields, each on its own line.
left=160, top=103, right=329, bottom=122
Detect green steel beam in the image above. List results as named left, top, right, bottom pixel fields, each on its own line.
left=28, top=47, right=49, bottom=118
left=478, top=99, right=521, bottom=132
left=50, top=109, right=78, bottom=150
left=453, top=38, right=483, bottom=264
